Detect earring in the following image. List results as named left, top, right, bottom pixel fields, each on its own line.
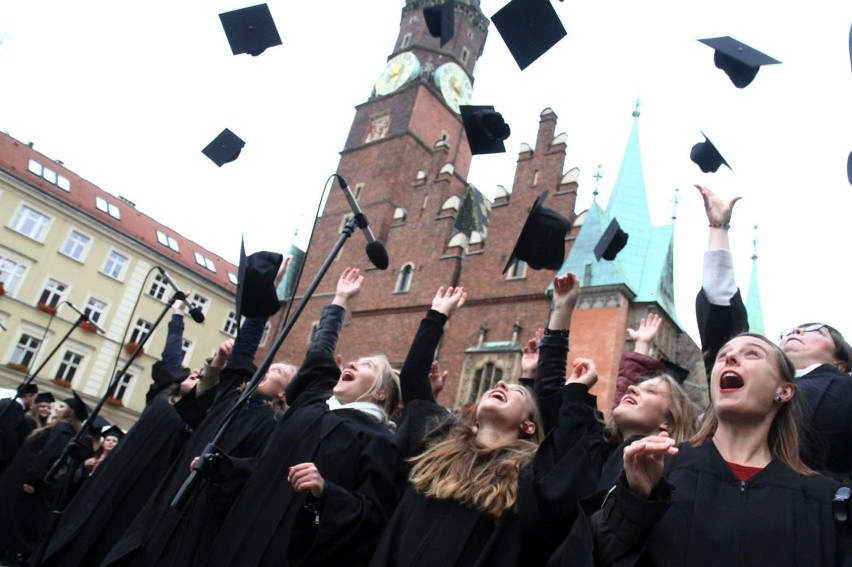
left=774, top=395, right=784, bottom=402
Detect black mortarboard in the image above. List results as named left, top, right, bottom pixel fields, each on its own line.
left=459, top=105, right=511, bottom=155
left=698, top=36, right=781, bottom=89
left=847, top=151, right=852, bottom=186
left=424, top=1, right=455, bottom=47
left=690, top=132, right=731, bottom=173
left=64, top=390, right=88, bottom=421
left=235, top=243, right=284, bottom=319
left=91, top=413, right=110, bottom=430
left=219, top=4, right=283, bottom=57
left=17, top=383, right=38, bottom=396
left=34, top=392, right=55, bottom=405
left=503, top=189, right=572, bottom=273
left=202, top=128, right=245, bottom=167
left=101, top=425, right=124, bottom=440
left=594, top=218, right=629, bottom=261
left=492, top=0, right=567, bottom=70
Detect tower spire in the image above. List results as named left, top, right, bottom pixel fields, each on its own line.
left=746, top=224, right=765, bottom=335
left=592, top=164, right=603, bottom=201
left=671, top=187, right=680, bottom=222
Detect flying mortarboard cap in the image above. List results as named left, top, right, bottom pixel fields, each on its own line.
left=424, top=1, right=455, bottom=47
left=235, top=242, right=284, bottom=319
left=698, top=36, right=780, bottom=89
left=459, top=105, right=511, bottom=155
left=847, top=151, right=852, bottom=186
left=34, top=392, right=55, bottom=405
left=17, top=383, right=38, bottom=396
left=503, top=189, right=572, bottom=273
left=690, top=132, right=731, bottom=173
left=594, top=218, right=629, bottom=261
left=219, top=3, right=283, bottom=57
left=492, top=0, right=567, bottom=70
left=64, top=390, right=89, bottom=421
left=202, top=128, right=245, bottom=167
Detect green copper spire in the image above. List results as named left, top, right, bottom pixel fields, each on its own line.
left=746, top=225, right=765, bottom=335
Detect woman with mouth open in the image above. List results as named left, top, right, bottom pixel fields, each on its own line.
left=554, top=333, right=852, bottom=566
left=371, top=273, right=593, bottom=566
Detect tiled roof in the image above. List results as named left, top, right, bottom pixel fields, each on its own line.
left=0, top=131, right=237, bottom=292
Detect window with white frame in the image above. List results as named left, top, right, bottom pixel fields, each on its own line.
left=190, top=293, right=210, bottom=314
left=181, top=339, right=193, bottom=366
left=61, top=230, right=90, bottom=261
left=148, top=273, right=169, bottom=300
left=103, top=251, right=128, bottom=280
left=0, top=258, right=27, bottom=295
left=505, top=259, right=527, bottom=280
left=223, top=311, right=239, bottom=337
left=95, top=196, right=121, bottom=220
left=395, top=264, right=414, bottom=293
left=10, top=205, right=50, bottom=241
left=84, top=297, right=107, bottom=324
left=56, top=351, right=83, bottom=382
left=227, top=272, right=238, bottom=285
left=129, top=318, right=152, bottom=345
left=112, top=371, right=133, bottom=401
left=401, top=32, right=412, bottom=48
left=156, top=230, right=180, bottom=252
left=28, top=158, right=70, bottom=191
left=11, top=334, right=40, bottom=367
left=39, top=278, right=66, bottom=308
left=466, top=363, right=504, bottom=405
left=461, top=46, right=470, bottom=64
left=193, top=251, right=216, bottom=272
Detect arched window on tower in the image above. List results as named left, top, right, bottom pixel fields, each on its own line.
left=395, top=263, right=414, bottom=293
left=467, top=363, right=503, bottom=404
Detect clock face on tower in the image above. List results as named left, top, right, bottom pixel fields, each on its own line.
left=434, top=62, right=473, bottom=114
left=375, top=52, right=421, bottom=96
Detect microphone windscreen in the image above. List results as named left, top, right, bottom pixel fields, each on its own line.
left=366, top=241, right=389, bottom=270
left=189, top=307, right=206, bottom=324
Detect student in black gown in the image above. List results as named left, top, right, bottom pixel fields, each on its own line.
left=204, top=267, right=402, bottom=567
left=0, top=384, right=39, bottom=478
left=370, top=274, right=591, bottom=567
left=556, top=333, right=852, bottom=566
left=0, top=392, right=87, bottom=566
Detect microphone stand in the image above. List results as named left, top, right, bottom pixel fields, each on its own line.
left=169, top=217, right=358, bottom=510
left=28, top=291, right=188, bottom=567
left=0, top=305, right=93, bottom=423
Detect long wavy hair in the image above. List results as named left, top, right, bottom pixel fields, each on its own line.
left=691, top=333, right=813, bottom=475
left=605, top=373, right=698, bottom=447
left=408, top=386, right=543, bottom=517
left=353, top=354, right=401, bottom=430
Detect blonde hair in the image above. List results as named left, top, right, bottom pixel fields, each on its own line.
left=408, top=386, right=543, bottom=517
left=605, top=373, right=697, bottom=446
left=355, top=354, right=400, bottom=429
left=691, top=333, right=813, bottom=475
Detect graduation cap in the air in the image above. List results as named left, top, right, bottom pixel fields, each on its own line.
left=64, top=390, right=89, bottom=421
left=424, top=0, right=454, bottom=47
left=698, top=36, right=781, bottom=89
left=101, top=425, right=125, bottom=440
left=594, top=218, right=629, bottom=261
left=34, top=392, right=55, bottom=405
left=690, top=133, right=731, bottom=173
left=847, top=151, right=852, bottom=186
left=202, top=128, right=245, bottom=167
left=503, top=189, right=572, bottom=273
left=219, top=3, right=283, bottom=57
left=492, top=0, right=567, bottom=70
left=460, top=105, right=511, bottom=155
left=234, top=237, right=284, bottom=322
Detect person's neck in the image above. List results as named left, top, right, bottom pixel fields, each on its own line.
left=712, top=420, right=773, bottom=468
left=475, top=423, right=518, bottom=449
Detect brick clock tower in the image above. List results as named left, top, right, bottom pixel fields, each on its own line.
left=266, top=0, right=582, bottom=409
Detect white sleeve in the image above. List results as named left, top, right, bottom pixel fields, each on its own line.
left=702, top=249, right=737, bottom=306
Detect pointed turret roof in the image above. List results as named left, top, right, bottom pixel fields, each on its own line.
left=555, top=109, right=678, bottom=322
left=746, top=228, right=765, bottom=335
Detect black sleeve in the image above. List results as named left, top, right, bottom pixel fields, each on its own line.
left=695, top=288, right=748, bottom=384
left=535, top=331, right=570, bottom=435
left=284, top=304, right=345, bottom=405
left=400, top=309, right=447, bottom=405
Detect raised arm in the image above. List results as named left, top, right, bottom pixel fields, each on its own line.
left=614, top=313, right=666, bottom=408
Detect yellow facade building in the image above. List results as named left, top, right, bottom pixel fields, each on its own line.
left=0, top=131, right=244, bottom=429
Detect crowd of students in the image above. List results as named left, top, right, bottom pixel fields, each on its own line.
left=0, top=185, right=851, bottom=566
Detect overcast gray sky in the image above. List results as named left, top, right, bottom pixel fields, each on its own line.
left=1, top=0, right=851, bottom=345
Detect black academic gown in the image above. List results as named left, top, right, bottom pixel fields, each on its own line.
left=0, top=421, right=81, bottom=564
left=205, top=304, right=402, bottom=567
left=41, top=387, right=197, bottom=567
left=0, top=398, right=36, bottom=478
left=554, top=442, right=850, bottom=567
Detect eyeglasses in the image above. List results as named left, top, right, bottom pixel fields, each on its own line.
left=779, top=323, right=827, bottom=340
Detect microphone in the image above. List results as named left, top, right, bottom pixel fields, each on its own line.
left=335, top=175, right=389, bottom=270
left=64, top=302, right=106, bottom=334
left=155, top=267, right=206, bottom=323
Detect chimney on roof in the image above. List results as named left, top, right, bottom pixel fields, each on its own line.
left=26, top=142, right=34, bottom=148
left=118, top=195, right=136, bottom=208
